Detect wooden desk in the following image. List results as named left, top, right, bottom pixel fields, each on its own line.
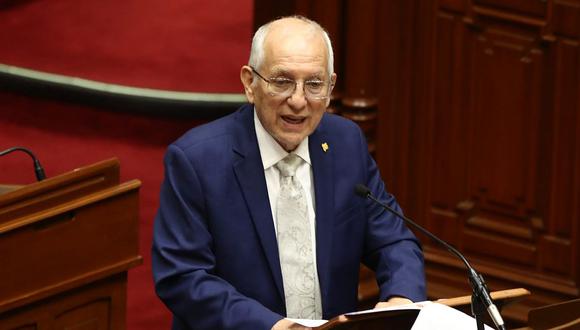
left=437, top=288, right=531, bottom=308
left=0, top=184, right=21, bottom=195
left=0, top=159, right=142, bottom=329
left=513, top=298, right=580, bottom=330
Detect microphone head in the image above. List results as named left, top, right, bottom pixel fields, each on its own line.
left=354, top=184, right=371, bottom=198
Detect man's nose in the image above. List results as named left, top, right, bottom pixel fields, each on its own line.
left=287, top=81, right=307, bottom=109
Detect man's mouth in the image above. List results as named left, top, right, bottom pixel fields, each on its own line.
left=281, top=115, right=306, bottom=125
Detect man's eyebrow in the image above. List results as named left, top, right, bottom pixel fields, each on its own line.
left=306, top=75, right=325, bottom=80
left=269, top=69, right=326, bottom=80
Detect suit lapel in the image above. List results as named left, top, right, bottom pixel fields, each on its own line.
left=309, top=117, right=335, bottom=307
left=232, top=106, right=284, bottom=301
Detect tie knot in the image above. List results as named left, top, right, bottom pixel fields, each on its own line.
left=276, top=153, right=302, bottom=177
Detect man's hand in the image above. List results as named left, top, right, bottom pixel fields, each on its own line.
left=271, top=318, right=312, bottom=330
left=374, top=296, right=413, bottom=309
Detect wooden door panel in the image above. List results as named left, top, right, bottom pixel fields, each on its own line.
left=469, top=26, right=543, bottom=215
left=429, top=16, right=549, bottom=268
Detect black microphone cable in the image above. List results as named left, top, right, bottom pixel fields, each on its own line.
left=355, top=184, right=506, bottom=330
left=0, top=146, right=46, bottom=181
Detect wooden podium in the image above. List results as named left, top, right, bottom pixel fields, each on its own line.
left=315, top=308, right=419, bottom=330
left=0, top=159, right=142, bottom=329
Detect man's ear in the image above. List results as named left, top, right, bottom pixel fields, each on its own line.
left=326, top=73, right=337, bottom=108
left=240, top=65, right=255, bottom=104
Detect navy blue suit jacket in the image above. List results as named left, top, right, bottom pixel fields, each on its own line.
left=152, top=104, right=426, bottom=330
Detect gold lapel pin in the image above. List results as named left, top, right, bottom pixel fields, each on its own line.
left=321, top=142, right=329, bottom=153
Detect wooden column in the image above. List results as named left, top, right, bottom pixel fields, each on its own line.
left=340, top=0, right=379, bottom=152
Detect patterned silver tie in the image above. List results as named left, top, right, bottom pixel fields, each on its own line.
left=275, top=153, right=321, bottom=319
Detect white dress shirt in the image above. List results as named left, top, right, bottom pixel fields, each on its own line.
left=254, top=110, right=322, bottom=309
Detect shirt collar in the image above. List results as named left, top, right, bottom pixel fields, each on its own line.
left=254, top=108, right=311, bottom=170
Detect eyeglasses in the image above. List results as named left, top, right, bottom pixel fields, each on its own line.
left=251, top=67, right=332, bottom=100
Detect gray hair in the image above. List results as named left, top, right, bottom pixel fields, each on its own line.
left=248, top=15, right=334, bottom=77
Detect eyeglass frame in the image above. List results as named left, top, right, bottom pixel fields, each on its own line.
left=250, top=66, right=334, bottom=100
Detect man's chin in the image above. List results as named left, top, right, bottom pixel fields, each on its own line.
left=275, top=135, right=304, bottom=152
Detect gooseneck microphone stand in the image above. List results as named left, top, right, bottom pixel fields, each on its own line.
left=355, top=184, right=506, bottom=330
left=0, top=146, right=46, bottom=181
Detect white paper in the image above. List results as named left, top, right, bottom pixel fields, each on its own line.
left=411, top=302, right=494, bottom=330
left=288, top=318, right=328, bottom=327
left=345, top=301, right=423, bottom=316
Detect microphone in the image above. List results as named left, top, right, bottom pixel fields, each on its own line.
left=355, top=184, right=506, bottom=330
left=0, top=146, right=46, bottom=181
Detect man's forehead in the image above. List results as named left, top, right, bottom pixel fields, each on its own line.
left=268, top=64, right=326, bottom=78
left=263, top=47, right=328, bottom=75
left=263, top=24, right=327, bottom=61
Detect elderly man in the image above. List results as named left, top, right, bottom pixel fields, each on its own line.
left=152, top=16, right=426, bottom=330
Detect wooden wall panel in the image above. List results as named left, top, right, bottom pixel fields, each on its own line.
left=462, top=23, right=545, bottom=267
left=424, top=1, right=579, bottom=324
left=439, top=0, right=467, bottom=12
left=473, top=0, right=546, bottom=18
left=553, top=0, right=580, bottom=38
left=252, top=1, right=297, bottom=31
left=375, top=0, right=418, bottom=203
left=375, top=0, right=435, bottom=212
